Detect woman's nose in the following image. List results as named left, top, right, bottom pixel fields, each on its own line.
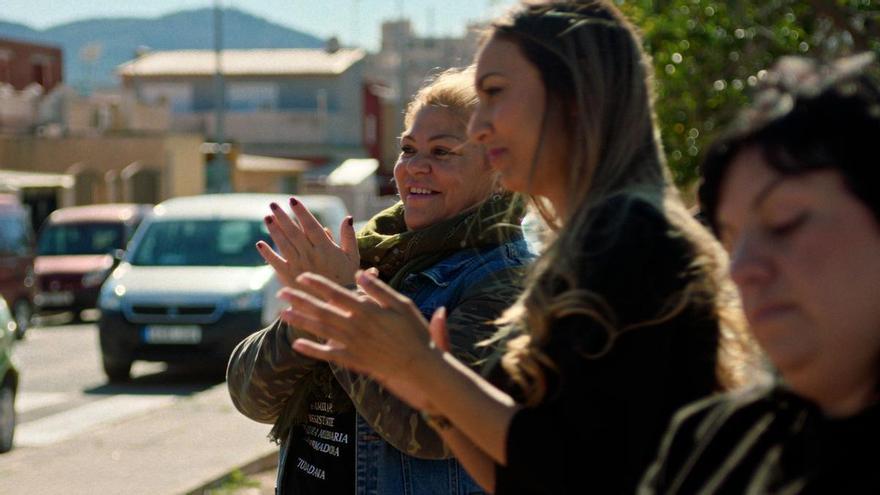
left=404, top=153, right=431, bottom=174
left=729, top=235, right=773, bottom=289
left=467, top=107, right=491, bottom=144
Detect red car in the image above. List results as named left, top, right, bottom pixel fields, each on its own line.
left=0, top=194, right=35, bottom=339
left=35, top=204, right=151, bottom=321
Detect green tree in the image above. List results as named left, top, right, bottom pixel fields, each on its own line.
left=618, top=0, right=880, bottom=188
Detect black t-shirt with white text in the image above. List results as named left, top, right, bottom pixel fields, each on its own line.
left=282, top=394, right=356, bottom=494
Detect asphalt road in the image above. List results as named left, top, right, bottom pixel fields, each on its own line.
left=11, top=312, right=224, bottom=446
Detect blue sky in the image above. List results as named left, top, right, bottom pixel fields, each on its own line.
left=0, top=0, right=518, bottom=51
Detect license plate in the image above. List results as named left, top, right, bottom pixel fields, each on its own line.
left=36, top=291, right=74, bottom=306
left=142, top=325, right=202, bottom=344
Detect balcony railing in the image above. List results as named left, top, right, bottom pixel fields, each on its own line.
left=170, top=110, right=360, bottom=145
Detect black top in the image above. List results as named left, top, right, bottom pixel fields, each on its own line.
left=641, top=386, right=880, bottom=494
left=495, top=196, right=721, bottom=495
left=282, top=393, right=356, bottom=495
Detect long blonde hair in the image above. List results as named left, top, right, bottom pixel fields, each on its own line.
left=491, top=0, right=761, bottom=405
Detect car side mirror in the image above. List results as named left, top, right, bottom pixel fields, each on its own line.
left=112, top=249, right=125, bottom=262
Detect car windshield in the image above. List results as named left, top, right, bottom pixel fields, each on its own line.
left=37, top=222, right=125, bottom=256
left=0, top=212, right=30, bottom=255
left=130, top=219, right=270, bottom=267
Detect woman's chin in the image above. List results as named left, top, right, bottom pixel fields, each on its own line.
left=403, top=211, right=437, bottom=231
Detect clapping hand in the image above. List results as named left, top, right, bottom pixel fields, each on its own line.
left=256, top=197, right=360, bottom=288
left=278, top=270, right=450, bottom=412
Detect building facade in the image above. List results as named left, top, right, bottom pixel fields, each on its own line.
left=363, top=20, right=482, bottom=188
left=0, top=37, right=63, bottom=92
left=118, top=47, right=376, bottom=170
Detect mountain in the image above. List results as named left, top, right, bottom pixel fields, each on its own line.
left=0, top=8, right=325, bottom=90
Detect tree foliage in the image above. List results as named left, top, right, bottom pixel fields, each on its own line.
left=617, top=0, right=880, bottom=187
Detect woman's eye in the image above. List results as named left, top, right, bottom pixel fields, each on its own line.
left=433, top=147, right=451, bottom=157
left=483, top=86, right=502, bottom=97
left=768, top=212, right=808, bottom=238
left=400, top=145, right=416, bottom=155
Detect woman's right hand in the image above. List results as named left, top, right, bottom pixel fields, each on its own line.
left=279, top=270, right=443, bottom=409
left=256, top=197, right=360, bottom=288
left=376, top=307, right=449, bottom=414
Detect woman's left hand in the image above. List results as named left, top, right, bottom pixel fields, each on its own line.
left=279, top=270, right=442, bottom=410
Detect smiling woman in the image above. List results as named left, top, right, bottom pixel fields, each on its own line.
left=395, top=105, right=496, bottom=231
left=227, top=66, right=533, bottom=495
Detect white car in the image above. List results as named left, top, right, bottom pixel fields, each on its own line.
left=97, top=193, right=348, bottom=382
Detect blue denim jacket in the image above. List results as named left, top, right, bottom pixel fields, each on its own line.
left=277, top=238, right=532, bottom=494
left=354, top=238, right=533, bottom=495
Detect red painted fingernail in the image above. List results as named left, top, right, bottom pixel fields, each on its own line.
left=264, top=215, right=273, bottom=224
left=347, top=216, right=353, bottom=226
left=270, top=202, right=280, bottom=211
left=289, top=197, right=298, bottom=207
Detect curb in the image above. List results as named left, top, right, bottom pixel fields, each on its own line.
left=184, top=450, right=278, bottom=494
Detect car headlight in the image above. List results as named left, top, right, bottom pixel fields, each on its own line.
left=82, top=269, right=111, bottom=288
left=4, top=319, right=16, bottom=339
left=99, top=284, right=125, bottom=311
left=230, top=291, right=263, bottom=311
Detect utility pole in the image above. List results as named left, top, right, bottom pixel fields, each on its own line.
left=207, top=0, right=231, bottom=193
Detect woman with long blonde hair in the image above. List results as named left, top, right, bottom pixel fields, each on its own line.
left=279, top=1, right=757, bottom=493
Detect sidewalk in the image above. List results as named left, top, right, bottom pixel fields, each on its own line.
left=0, top=384, right=277, bottom=495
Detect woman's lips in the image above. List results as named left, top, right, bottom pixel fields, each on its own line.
left=405, top=187, right=440, bottom=201
left=747, top=303, right=798, bottom=326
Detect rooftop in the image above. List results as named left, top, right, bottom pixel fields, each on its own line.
left=117, top=48, right=366, bottom=78
left=48, top=204, right=153, bottom=224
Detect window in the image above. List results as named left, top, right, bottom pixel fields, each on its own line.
left=140, top=82, right=194, bottom=113
left=37, top=223, right=125, bottom=256
left=130, top=220, right=270, bottom=267
left=227, top=82, right=278, bottom=112
left=0, top=49, right=10, bottom=84
left=0, top=212, right=29, bottom=255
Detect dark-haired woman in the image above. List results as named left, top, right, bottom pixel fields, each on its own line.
left=641, top=54, right=880, bottom=494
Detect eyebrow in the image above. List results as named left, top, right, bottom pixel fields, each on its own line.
left=752, top=176, right=787, bottom=210
left=716, top=176, right=787, bottom=241
left=400, top=133, right=465, bottom=142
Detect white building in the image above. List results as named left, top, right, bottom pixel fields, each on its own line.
left=117, top=46, right=372, bottom=164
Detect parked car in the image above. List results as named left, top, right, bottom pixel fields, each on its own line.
left=97, top=194, right=348, bottom=382
left=34, top=204, right=151, bottom=320
left=0, top=194, right=36, bottom=339
left=0, top=295, right=19, bottom=453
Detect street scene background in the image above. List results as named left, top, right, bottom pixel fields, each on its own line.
left=0, top=1, right=876, bottom=493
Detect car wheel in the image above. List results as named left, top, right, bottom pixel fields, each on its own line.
left=0, top=382, right=15, bottom=453
left=102, top=358, right=132, bottom=383
left=11, top=300, right=32, bottom=340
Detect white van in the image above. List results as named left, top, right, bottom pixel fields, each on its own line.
left=97, top=193, right=348, bottom=382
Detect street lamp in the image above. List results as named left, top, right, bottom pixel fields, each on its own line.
left=206, top=0, right=231, bottom=193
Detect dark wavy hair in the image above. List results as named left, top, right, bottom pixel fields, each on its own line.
left=700, top=53, right=880, bottom=233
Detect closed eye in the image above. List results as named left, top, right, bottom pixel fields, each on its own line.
left=481, top=86, right=502, bottom=97
left=768, top=212, right=808, bottom=238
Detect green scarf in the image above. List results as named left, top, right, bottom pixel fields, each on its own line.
left=270, top=193, right=526, bottom=443
left=358, top=192, right=526, bottom=287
